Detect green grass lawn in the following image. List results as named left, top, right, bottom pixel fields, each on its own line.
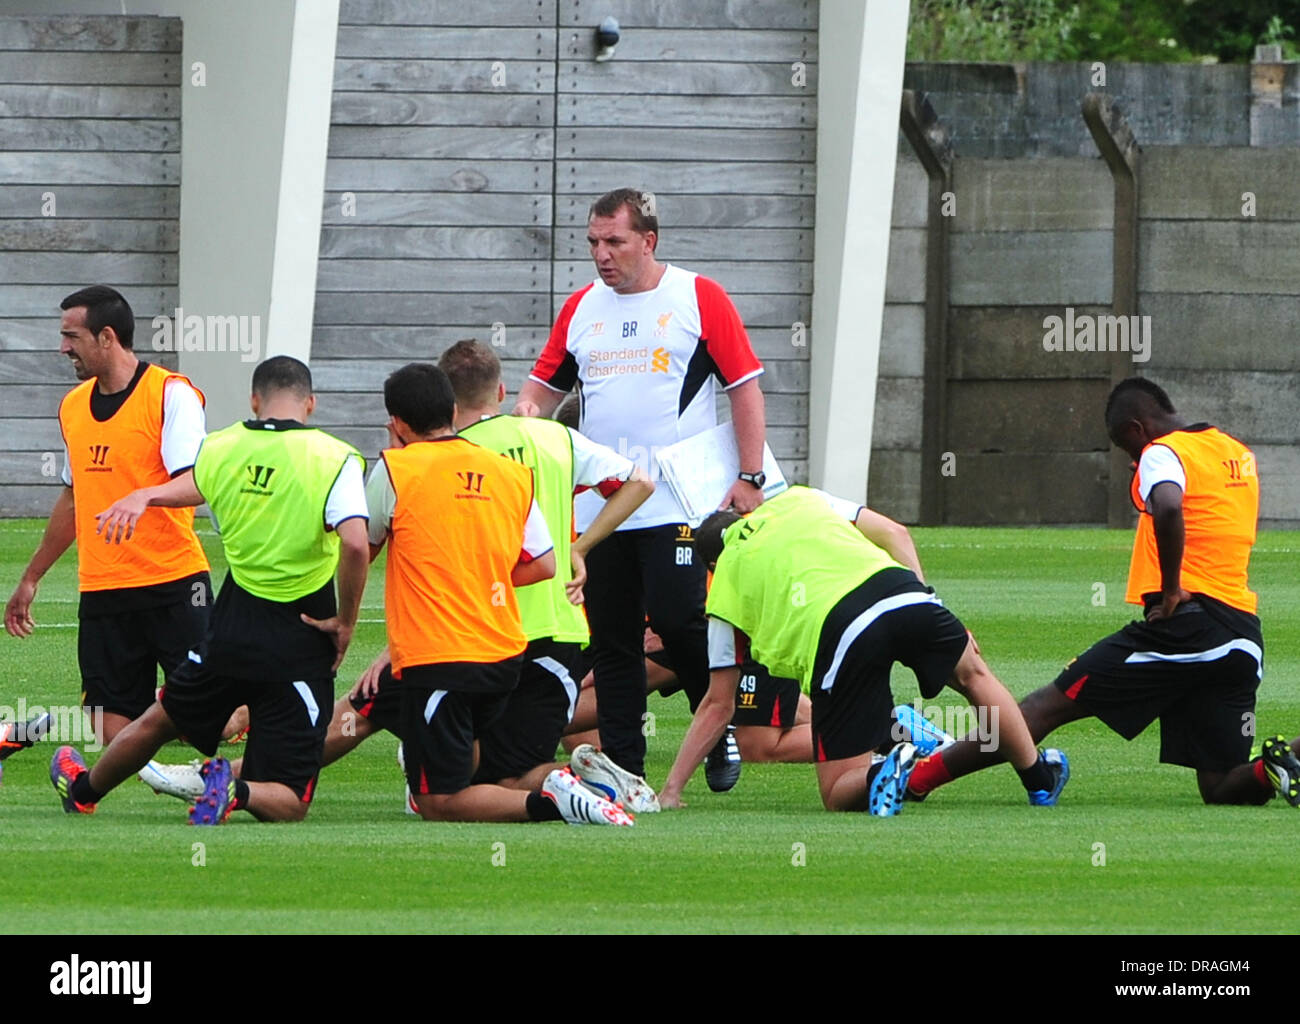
left=1, top=521, right=1297, bottom=933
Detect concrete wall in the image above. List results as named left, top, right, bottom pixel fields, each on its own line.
left=870, top=61, right=1300, bottom=528
left=867, top=150, right=927, bottom=522
left=902, top=62, right=1299, bottom=156
left=1138, top=146, right=1300, bottom=529
left=940, top=155, right=1114, bottom=526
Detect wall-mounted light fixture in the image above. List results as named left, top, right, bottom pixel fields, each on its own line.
left=595, top=16, right=620, bottom=61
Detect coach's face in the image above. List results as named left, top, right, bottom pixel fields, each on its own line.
left=588, top=206, right=656, bottom=294
left=59, top=306, right=105, bottom=381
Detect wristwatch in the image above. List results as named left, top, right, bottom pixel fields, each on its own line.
left=738, top=470, right=766, bottom=489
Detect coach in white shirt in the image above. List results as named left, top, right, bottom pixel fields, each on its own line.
left=513, top=188, right=767, bottom=781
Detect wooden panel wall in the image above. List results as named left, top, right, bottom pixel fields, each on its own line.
left=0, top=16, right=181, bottom=516
left=554, top=0, right=816, bottom=479
left=313, top=0, right=556, bottom=455
left=314, top=0, right=816, bottom=480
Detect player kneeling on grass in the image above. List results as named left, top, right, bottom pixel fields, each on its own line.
left=564, top=629, right=814, bottom=785
left=49, top=356, right=369, bottom=824
left=307, top=340, right=657, bottom=816
left=907, top=377, right=1300, bottom=808
left=363, top=364, right=632, bottom=826
left=658, top=486, right=1067, bottom=814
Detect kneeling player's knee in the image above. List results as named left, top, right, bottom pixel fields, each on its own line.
left=281, top=800, right=311, bottom=822
left=416, top=793, right=456, bottom=821
left=734, top=728, right=775, bottom=762
left=1019, top=685, right=1077, bottom=737
left=253, top=798, right=310, bottom=823
left=950, top=651, right=992, bottom=693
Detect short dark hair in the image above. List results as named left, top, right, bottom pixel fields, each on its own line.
left=251, top=355, right=313, bottom=400
left=60, top=285, right=134, bottom=349
left=697, top=509, right=742, bottom=567
left=438, top=339, right=501, bottom=408
left=589, top=187, right=659, bottom=239
left=384, top=363, right=454, bottom=435
left=554, top=392, right=581, bottom=431
left=1105, top=376, right=1175, bottom=428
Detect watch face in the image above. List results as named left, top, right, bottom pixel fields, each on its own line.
left=742, top=471, right=766, bottom=488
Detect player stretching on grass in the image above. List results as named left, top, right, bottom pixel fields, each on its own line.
left=309, top=342, right=656, bottom=813
left=363, top=363, right=632, bottom=826
left=564, top=627, right=816, bottom=772
left=907, top=378, right=1300, bottom=807
left=659, top=486, right=1065, bottom=813
left=50, top=356, right=369, bottom=823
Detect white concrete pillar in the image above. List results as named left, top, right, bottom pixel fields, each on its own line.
left=809, top=0, right=910, bottom=501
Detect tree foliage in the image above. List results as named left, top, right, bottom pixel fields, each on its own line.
left=907, top=0, right=1300, bottom=63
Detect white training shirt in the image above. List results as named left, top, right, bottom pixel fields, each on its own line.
left=530, top=264, right=764, bottom=531
left=1135, top=443, right=1187, bottom=503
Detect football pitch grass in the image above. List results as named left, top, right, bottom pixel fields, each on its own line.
left=1, top=520, right=1296, bottom=934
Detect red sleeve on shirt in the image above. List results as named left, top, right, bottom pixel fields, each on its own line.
left=734, top=627, right=751, bottom=666
left=531, top=283, right=594, bottom=392
left=695, top=275, right=762, bottom=386
left=594, top=477, right=624, bottom=499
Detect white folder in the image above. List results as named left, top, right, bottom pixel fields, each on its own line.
left=653, top=422, right=788, bottom=526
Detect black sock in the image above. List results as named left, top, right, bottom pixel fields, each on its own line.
left=1017, top=753, right=1053, bottom=792
left=233, top=779, right=251, bottom=810
left=70, top=772, right=104, bottom=806
left=526, top=790, right=563, bottom=822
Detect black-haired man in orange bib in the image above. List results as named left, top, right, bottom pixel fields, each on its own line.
left=5, top=286, right=210, bottom=759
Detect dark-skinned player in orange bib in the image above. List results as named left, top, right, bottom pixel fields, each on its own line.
left=908, top=377, right=1300, bottom=807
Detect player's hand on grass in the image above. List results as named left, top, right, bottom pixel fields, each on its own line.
left=350, top=647, right=391, bottom=701
left=4, top=577, right=38, bottom=637
left=658, top=789, right=685, bottom=810
left=301, top=614, right=354, bottom=671
left=1147, top=587, right=1193, bottom=621
left=96, top=490, right=149, bottom=543
left=565, top=548, right=587, bottom=605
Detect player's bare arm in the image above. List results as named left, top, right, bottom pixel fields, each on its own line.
left=301, top=516, right=370, bottom=672
left=1146, top=480, right=1191, bottom=620
left=567, top=466, right=655, bottom=604
left=512, top=548, right=556, bottom=588
left=719, top=378, right=767, bottom=514
left=854, top=507, right=925, bottom=583
left=5, top=485, right=76, bottom=638
left=660, top=665, right=740, bottom=808
left=513, top=378, right=564, bottom=419
left=95, top=469, right=203, bottom=544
